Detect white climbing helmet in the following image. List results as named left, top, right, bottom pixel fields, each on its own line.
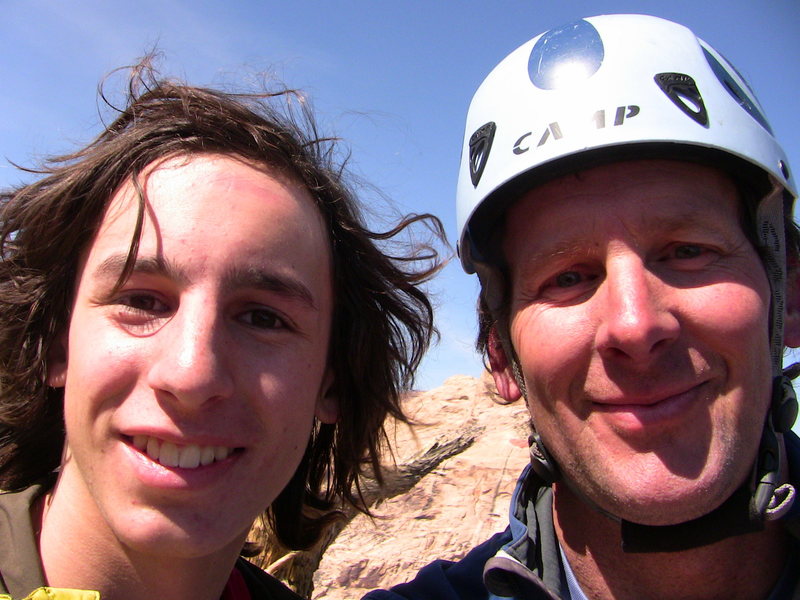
left=457, top=13, right=796, bottom=275
left=455, top=14, right=799, bottom=540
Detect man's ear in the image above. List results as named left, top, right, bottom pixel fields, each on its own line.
left=487, top=326, right=522, bottom=403
left=46, top=332, right=68, bottom=388
left=785, top=256, right=800, bottom=348
left=315, top=368, right=338, bottom=424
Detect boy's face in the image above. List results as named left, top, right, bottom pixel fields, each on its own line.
left=48, top=153, right=337, bottom=558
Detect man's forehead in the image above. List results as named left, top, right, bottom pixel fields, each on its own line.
left=512, top=159, right=737, bottom=213
left=502, top=159, right=743, bottom=249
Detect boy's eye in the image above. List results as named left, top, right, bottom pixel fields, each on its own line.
left=240, top=309, right=286, bottom=330
left=119, top=293, right=169, bottom=314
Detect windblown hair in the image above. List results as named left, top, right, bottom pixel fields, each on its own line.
left=0, top=61, right=444, bottom=550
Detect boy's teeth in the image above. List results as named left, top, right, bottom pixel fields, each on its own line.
left=179, top=445, right=201, bottom=469
left=160, top=442, right=180, bottom=467
left=147, top=437, right=160, bottom=461
left=133, top=436, right=234, bottom=469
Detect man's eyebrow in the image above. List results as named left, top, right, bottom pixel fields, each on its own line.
left=516, top=239, right=591, bottom=272
left=515, top=209, right=734, bottom=269
left=644, top=210, right=720, bottom=233
left=223, top=266, right=318, bottom=310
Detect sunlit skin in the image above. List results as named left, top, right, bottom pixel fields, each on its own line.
left=489, top=159, right=797, bottom=598
left=40, top=154, right=338, bottom=599
left=491, top=159, right=774, bottom=524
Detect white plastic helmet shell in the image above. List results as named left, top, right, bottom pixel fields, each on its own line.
left=455, top=14, right=799, bottom=538
left=456, top=14, right=796, bottom=274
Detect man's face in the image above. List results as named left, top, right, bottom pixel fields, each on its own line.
left=494, top=159, right=772, bottom=525
left=48, top=153, right=337, bottom=558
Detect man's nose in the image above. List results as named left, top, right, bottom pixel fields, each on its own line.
left=146, top=301, right=235, bottom=408
left=595, top=255, right=680, bottom=363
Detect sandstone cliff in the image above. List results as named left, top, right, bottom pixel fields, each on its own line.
left=259, top=372, right=532, bottom=598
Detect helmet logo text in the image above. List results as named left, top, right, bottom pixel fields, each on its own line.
left=655, top=73, right=708, bottom=127
left=469, top=121, right=497, bottom=187
left=513, top=105, right=640, bottom=155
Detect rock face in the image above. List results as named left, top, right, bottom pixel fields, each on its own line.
left=309, top=372, right=531, bottom=598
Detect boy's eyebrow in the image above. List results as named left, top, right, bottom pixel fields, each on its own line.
left=222, top=265, right=318, bottom=310
left=94, top=254, right=184, bottom=284
left=93, top=254, right=318, bottom=310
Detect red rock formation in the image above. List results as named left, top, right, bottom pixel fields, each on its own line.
left=309, top=373, right=531, bottom=598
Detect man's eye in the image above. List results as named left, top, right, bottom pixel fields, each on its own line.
left=554, top=271, right=584, bottom=288
left=673, top=244, right=704, bottom=259
left=240, top=309, right=286, bottom=330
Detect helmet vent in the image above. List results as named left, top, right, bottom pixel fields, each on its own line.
left=779, top=160, right=790, bottom=182
left=528, top=19, right=604, bottom=90
left=702, top=46, right=773, bottom=134
left=469, top=121, right=497, bottom=187
left=654, top=72, right=709, bottom=127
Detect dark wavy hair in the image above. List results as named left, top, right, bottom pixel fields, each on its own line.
left=0, top=61, right=445, bottom=550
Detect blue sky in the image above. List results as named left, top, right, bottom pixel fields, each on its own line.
left=3, top=1, right=799, bottom=435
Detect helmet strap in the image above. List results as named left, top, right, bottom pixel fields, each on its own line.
left=751, top=375, right=797, bottom=519
left=528, top=433, right=560, bottom=484
left=473, top=257, right=528, bottom=400
left=620, top=484, right=762, bottom=552
left=754, top=182, right=788, bottom=373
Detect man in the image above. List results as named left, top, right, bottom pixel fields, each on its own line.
left=366, top=14, right=799, bottom=599
left=0, top=65, right=442, bottom=599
